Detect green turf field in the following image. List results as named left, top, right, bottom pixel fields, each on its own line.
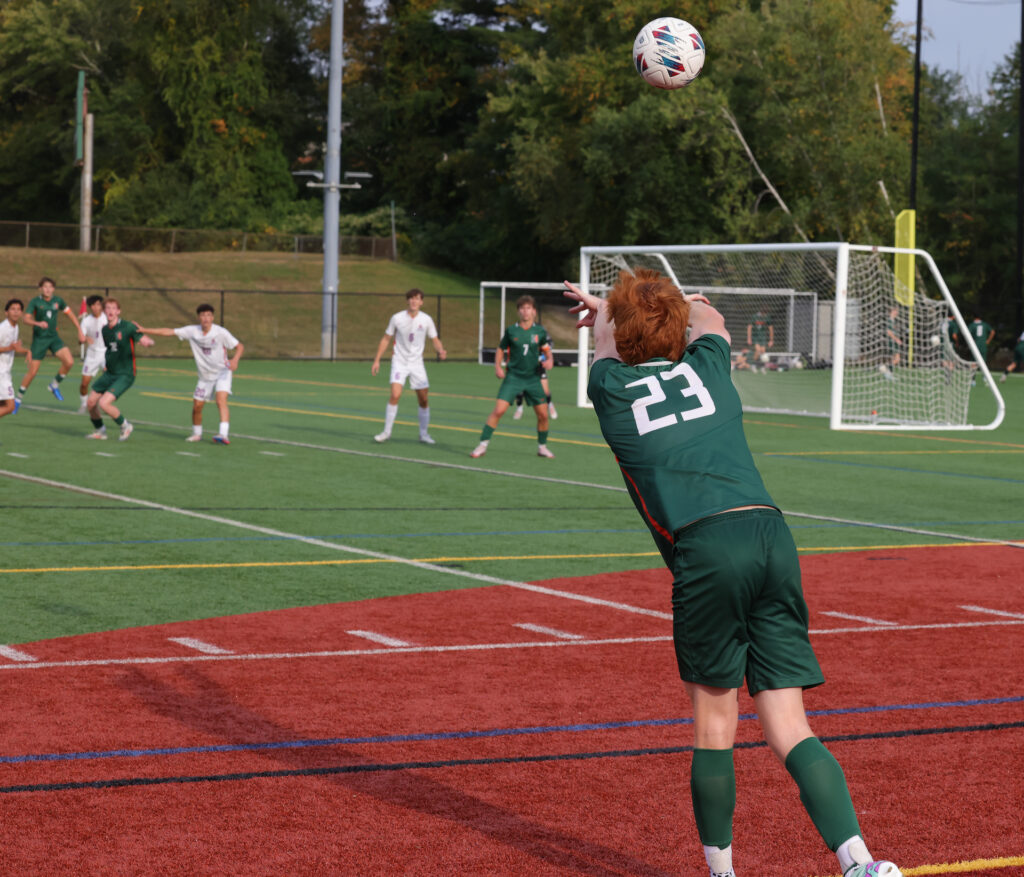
left=1, top=358, right=1020, bottom=644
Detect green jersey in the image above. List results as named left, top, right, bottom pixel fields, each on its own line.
left=968, top=319, right=993, bottom=358
left=26, top=294, right=69, bottom=339
left=102, top=319, right=145, bottom=377
left=748, top=312, right=772, bottom=345
left=588, top=333, right=775, bottom=564
left=499, top=321, right=550, bottom=378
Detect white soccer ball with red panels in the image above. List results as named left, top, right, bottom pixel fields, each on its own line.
left=632, top=17, right=706, bottom=90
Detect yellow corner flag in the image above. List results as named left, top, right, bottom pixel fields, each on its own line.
left=894, top=209, right=916, bottom=306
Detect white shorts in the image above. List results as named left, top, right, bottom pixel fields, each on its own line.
left=0, top=370, right=13, bottom=401
left=82, top=350, right=106, bottom=377
left=389, top=358, right=428, bottom=391
left=194, top=370, right=233, bottom=401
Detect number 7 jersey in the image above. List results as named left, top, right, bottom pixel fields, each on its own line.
left=588, top=333, right=775, bottom=562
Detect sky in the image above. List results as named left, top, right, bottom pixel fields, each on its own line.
left=892, top=0, right=1021, bottom=94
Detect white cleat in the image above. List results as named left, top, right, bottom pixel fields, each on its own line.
left=185, top=434, right=203, bottom=442
left=537, top=444, right=555, bottom=458
left=512, top=404, right=524, bottom=420
left=374, top=431, right=390, bottom=443
left=76, top=404, right=88, bottom=415
left=419, top=433, right=436, bottom=445
left=85, top=430, right=107, bottom=440
left=844, top=863, right=902, bottom=877
left=119, top=422, right=134, bottom=441
left=470, top=441, right=488, bottom=458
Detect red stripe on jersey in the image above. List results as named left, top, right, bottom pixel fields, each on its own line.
left=130, top=336, right=136, bottom=374
left=617, top=461, right=672, bottom=543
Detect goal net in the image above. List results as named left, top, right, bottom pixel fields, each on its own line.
left=478, top=281, right=581, bottom=365
left=577, top=243, right=1005, bottom=431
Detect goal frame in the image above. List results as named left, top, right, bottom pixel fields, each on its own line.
left=576, top=242, right=1006, bottom=431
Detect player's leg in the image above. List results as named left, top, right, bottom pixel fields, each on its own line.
left=377, top=363, right=406, bottom=442
left=98, top=377, right=134, bottom=439
left=47, top=344, right=72, bottom=400
left=212, top=372, right=233, bottom=444
left=527, top=380, right=554, bottom=457
left=541, top=374, right=556, bottom=419
left=471, top=396, right=512, bottom=458
left=0, top=398, right=13, bottom=419
left=414, top=385, right=433, bottom=444
left=19, top=350, right=41, bottom=396
left=512, top=391, right=525, bottom=419
left=85, top=378, right=108, bottom=438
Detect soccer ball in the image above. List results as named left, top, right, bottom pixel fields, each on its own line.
left=929, top=334, right=941, bottom=347
left=632, top=17, right=706, bottom=90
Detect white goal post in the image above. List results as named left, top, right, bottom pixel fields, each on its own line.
left=478, top=281, right=581, bottom=365
left=577, top=243, right=1005, bottom=431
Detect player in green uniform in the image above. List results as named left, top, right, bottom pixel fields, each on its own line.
left=563, top=271, right=901, bottom=877
left=880, top=306, right=902, bottom=380
left=1001, top=329, right=1024, bottom=382
left=18, top=276, right=85, bottom=402
left=84, top=298, right=154, bottom=441
left=745, top=310, right=773, bottom=371
left=471, top=295, right=554, bottom=459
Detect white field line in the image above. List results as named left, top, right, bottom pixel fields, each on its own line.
left=259, top=451, right=285, bottom=457
left=346, top=630, right=413, bottom=648
left=94, top=452, right=117, bottom=458
left=514, top=623, right=585, bottom=640
left=175, top=452, right=201, bottom=458
left=0, top=645, right=37, bottom=662
left=1, top=619, right=1023, bottom=673
left=6, top=452, right=29, bottom=459
left=167, top=637, right=234, bottom=655
left=0, top=469, right=666, bottom=620
left=821, top=611, right=897, bottom=626
left=960, top=604, right=1024, bottom=620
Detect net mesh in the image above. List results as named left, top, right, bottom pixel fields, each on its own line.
left=584, top=246, right=976, bottom=427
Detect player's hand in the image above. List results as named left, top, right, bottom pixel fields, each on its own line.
left=140, top=335, right=155, bottom=347
left=495, top=366, right=505, bottom=379
left=371, top=361, right=380, bottom=376
left=563, top=281, right=605, bottom=328
left=438, top=349, right=447, bottom=361
left=228, top=359, right=239, bottom=371
left=682, top=293, right=711, bottom=305
left=78, top=332, right=87, bottom=343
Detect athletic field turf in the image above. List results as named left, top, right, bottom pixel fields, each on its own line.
left=1, top=359, right=1021, bottom=875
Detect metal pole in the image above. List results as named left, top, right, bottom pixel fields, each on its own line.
left=909, top=0, right=923, bottom=210
left=321, top=0, right=343, bottom=358
left=80, top=114, right=93, bottom=252
left=1017, top=17, right=1023, bottom=328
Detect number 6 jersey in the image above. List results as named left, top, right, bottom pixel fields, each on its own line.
left=588, top=333, right=776, bottom=563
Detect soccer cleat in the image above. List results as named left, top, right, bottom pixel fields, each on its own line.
left=844, top=862, right=903, bottom=877
left=374, top=431, right=390, bottom=443
left=537, top=444, right=555, bottom=458
left=1000, top=372, right=1007, bottom=383
left=76, top=404, right=88, bottom=414
left=85, top=429, right=107, bottom=440
left=118, top=422, right=134, bottom=441
left=213, top=435, right=230, bottom=445
left=548, top=402, right=558, bottom=419
left=470, top=441, right=488, bottom=458
left=12, top=397, right=20, bottom=414
left=512, top=403, right=524, bottom=420
left=48, top=382, right=64, bottom=401
left=419, top=433, right=436, bottom=445
left=185, top=434, right=202, bottom=442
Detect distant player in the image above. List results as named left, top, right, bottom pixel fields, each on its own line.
left=880, top=305, right=903, bottom=380
left=85, top=298, right=154, bottom=441
left=471, top=294, right=554, bottom=459
left=564, top=271, right=902, bottom=877
left=1, top=299, right=29, bottom=425
left=1001, top=329, right=1024, bottom=382
left=77, top=295, right=107, bottom=413
left=370, top=288, right=446, bottom=444
left=18, top=276, right=85, bottom=402
left=746, top=309, right=773, bottom=370
left=138, top=304, right=243, bottom=445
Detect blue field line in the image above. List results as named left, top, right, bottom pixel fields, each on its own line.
left=3, top=694, right=1020, bottom=766
left=764, top=454, right=1024, bottom=486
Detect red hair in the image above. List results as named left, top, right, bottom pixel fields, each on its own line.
left=606, top=269, right=690, bottom=365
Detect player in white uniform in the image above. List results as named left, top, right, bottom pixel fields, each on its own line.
left=370, top=288, right=447, bottom=444
left=1, top=299, right=29, bottom=423
left=77, top=295, right=108, bottom=413
left=138, top=304, right=243, bottom=444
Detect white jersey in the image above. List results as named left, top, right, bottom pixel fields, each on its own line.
left=385, top=309, right=438, bottom=362
left=174, top=323, right=241, bottom=381
left=81, top=312, right=108, bottom=356
left=0, top=318, right=18, bottom=373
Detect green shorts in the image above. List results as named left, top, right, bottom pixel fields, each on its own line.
left=498, top=373, right=546, bottom=406
left=1014, top=341, right=1024, bottom=368
left=670, top=508, right=824, bottom=695
left=91, top=371, right=134, bottom=400
left=30, top=335, right=67, bottom=360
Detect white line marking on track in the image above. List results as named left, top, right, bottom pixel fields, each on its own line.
left=259, top=451, right=285, bottom=457
left=176, top=451, right=201, bottom=457
left=821, top=611, right=897, bottom=626
left=0, top=469, right=667, bottom=620
left=514, top=623, right=584, bottom=640
left=167, top=637, right=234, bottom=655
left=95, top=452, right=116, bottom=458
left=346, top=630, right=413, bottom=647
left=0, top=645, right=37, bottom=662
left=960, top=604, right=1024, bottom=620
left=1, top=619, right=1022, bottom=673
left=6, top=452, right=29, bottom=458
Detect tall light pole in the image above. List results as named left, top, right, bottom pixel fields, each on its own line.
left=320, top=0, right=343, bottom=359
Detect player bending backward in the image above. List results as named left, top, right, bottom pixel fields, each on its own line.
left=563, top=270, right=902, bottom=877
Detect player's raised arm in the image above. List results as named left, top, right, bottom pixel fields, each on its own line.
left=563, top=281, right=619, bottom=363
left=687, top=300, right=730, bottom=345
left=134, top=325, right=176, bottom=337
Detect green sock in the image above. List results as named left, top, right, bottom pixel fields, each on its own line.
left=91, top=417, right=103, bottom=430
left=17, top=386, right=25, bottom=396
left=55, top=373, right=65, bottom=383
left=784, top=737, right=861, bottom=851
left=114, top=414, right=125, bottom=426
left=480, top=424, right=494, bottom=441
left=690, top=748, right=735, bottom=848
left=538, top=429, right=548, bottom=444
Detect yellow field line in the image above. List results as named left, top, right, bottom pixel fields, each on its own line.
left=3, top=543, right=1009, bottom=575
left=818, top=857, right=1024, bottom=876
left=140, top=392, right=608, bottom=447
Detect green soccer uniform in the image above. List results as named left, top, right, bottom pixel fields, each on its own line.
left=91, top=319, right=145, bottom=398
left=588, top=333, right=821, bottom=694
left=497, top=321, right=550, bottom=405
left=26, top=294, right=69, bottom=358
left=969, top=319, right=993, bottom=361
left=748, top=312, right=771, bottom=346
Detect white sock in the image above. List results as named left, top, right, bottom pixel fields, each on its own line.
left=418, top=406, right=430, bottom=435
left=80, top=394, right=88, bottom=406
left=192, top=424, right=203, bottom=437
left=704, top=844, right=734, bottom=876
left=837, top=836, right=871, bottom=874
left=384, top=403, right=398, bottom=434
left=219, top=421, right=229, bottom=438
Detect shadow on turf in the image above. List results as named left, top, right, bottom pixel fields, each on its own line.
left=115, top=666, right=674, bottom=876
